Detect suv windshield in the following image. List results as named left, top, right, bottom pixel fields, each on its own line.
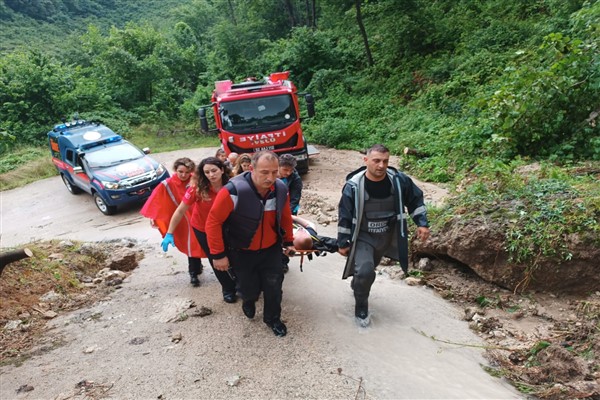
left=84, top=142, right=144, bottom=168
left=219, top=94, right=297, bottom=134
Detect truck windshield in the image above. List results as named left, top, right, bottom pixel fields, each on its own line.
left=84, top=142, right=144, bottom=168
left=219, top=94, right=297, bottom=134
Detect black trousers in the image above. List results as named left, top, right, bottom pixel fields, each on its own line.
left=193, top=228, right=237, bottom=296
left=188, top=257, right=203, bottom=275
left=228, top=244, right=285, bottom=324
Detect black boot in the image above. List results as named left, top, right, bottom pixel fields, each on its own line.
left=189, top=273, right=200, bottom=287
left=266, top=319, right=287, bottom=337
left=188, top=263, right=201, bottom=287
left=354, top=297, right=369, bottom=326
left=242, top=300, right=256, bottom=319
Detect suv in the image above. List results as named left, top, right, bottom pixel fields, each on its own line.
left=48, top=120, right=169, bottom=215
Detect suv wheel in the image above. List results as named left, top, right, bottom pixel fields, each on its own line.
left=93, top=192, right=117, bottom=215
left=62, top=174, right=83, bottom=194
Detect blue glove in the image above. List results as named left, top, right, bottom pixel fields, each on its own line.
left=161, top=233, right=175, bottom=252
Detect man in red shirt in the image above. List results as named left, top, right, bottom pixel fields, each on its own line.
left=205, top=151, right=295, bottom=337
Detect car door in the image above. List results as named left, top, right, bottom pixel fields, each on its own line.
left=65, top=149, right=92, bottom=194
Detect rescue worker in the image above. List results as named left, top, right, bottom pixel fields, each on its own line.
left=278, top=153, right=303, bottom=273
left=140, top=157, right=205, bottom=287
left=337, top=144, right=430, bottom=326
left=278, top=153, right=303, bottom=215
left=205, top=151, right=295, bottom=337
left=233, top=153, right=252, bottom=176
left=161, top=157, right=237, bottom=302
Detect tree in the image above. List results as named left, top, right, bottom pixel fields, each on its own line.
left=354, top=0, right=373, bottom=66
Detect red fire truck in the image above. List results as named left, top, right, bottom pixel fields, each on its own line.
left=198, top=71, right=316, bottom=174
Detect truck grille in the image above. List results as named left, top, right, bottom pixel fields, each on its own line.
left=120, top=171, right=156, bottom=188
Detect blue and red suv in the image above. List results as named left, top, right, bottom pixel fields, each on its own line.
left=48, top=120, right=169, bottom=215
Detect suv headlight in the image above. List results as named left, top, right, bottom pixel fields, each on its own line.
left=102, top=181, right=119, bottom=189
left=156, top=164, right=166, bottom=175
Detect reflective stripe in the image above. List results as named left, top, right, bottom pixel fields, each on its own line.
left=410, top=206, right=426, bottom=217
left=338, top=226, right=351, bottom=234
left=230, top=193, right=238, bottom=209
left=395, top=213, right=408, bottom=220
left=164, top=181, right=193, bottom=257
left=264, top=197, right=277, bottom=211
left=163, top=181, right=178, bottom=206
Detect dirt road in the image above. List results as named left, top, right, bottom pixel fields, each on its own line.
left=0, top=146, right=521, bottom=399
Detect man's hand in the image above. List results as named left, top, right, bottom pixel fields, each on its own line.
left=416, top=227, right=430, bottom=242
left=283, top=246, right=295, bottom=256
left=338, top=247, right=350, bottom=257
left=213, top=257, right=230, bottom=271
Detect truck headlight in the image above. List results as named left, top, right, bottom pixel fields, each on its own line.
left=156, top=164, right=166, bottom=175
left=102, top=181, right=119, bottom=189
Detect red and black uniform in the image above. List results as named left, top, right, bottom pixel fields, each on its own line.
left=182, top=186, right=236, bottom=297
left=205, top=172, right=293, bottom=324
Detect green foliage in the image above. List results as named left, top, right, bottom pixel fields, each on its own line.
left=526, top=340, right=552, bottom=367
left=0, top=0, right=598, bottom=184
left=0, top=146, right=48, bottom=174
left=125, top=123, right=219, bottom=154
left=476, top=295, right=499, bottom=308
left=486, top=26, right=600, bottom=160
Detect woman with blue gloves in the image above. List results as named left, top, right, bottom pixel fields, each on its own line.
left=141, top=157, right=205, bottom=287
left=162, top=157, right=237, bottom=303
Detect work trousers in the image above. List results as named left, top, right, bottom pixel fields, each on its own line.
left=228, top=244, right=285, bottom=324
left=352, top=233, right=393, bottom=303
left=193, top=228, right=237, bottom=296
left=187, top=257, right=203, bottom=275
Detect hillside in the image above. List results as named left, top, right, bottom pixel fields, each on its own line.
left=0, top=0, right=180, bottom=53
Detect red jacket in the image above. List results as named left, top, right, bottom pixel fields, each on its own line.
left=205, top=176, right=294, bottom=258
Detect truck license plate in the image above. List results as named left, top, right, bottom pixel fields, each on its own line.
left=255, top=146, right=275, bottom=151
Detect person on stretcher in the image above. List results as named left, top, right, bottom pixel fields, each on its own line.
left=292, top=216, right=339, bottom=269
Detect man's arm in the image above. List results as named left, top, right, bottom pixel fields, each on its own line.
left=398, top=172, right=430, bottom=241
left=288, top=171, right=303, bottom=214
left=281, top=194, right=295, bottom=245
left=337, top=183, right=354, bottom=253
left=291, top=215, right=316, bottom=230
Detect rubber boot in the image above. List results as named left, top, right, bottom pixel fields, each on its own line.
left=188, top=264, right=201, bottom=287
left=354, top=296, right=370, bottom=327
left=355, top=297, right=369, bottom=319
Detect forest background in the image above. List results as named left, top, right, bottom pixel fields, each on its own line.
left=0, top=0, right=599, bottom=280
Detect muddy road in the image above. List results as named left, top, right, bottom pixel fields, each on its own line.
left=0, top=146, right=521, bottom=399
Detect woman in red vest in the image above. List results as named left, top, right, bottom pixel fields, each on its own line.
left=162, top=157, right=237, bottom=303
left=140, top=157, right=205, bottom=286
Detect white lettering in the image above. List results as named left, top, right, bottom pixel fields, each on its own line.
left=367, top=221, right=389, bottom=234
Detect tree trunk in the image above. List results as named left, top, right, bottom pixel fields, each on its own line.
left=283, top=0, right=296, bottom=28
left=355, top=0, right=374, bottom=66
left=305, top=0, right=311, bottom=27
left=312, top=0, right=317, bottom=28
left=0, top=248, right=33, bottom=275
left=227, top=0, right=237, bottom=26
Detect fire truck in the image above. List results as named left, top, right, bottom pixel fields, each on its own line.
left=198, top=71, right=316, bottom=174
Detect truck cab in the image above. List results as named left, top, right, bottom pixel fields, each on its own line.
left=48, top=120, right=169, bottom=215
left=199, top=71, right=316, bottom=174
